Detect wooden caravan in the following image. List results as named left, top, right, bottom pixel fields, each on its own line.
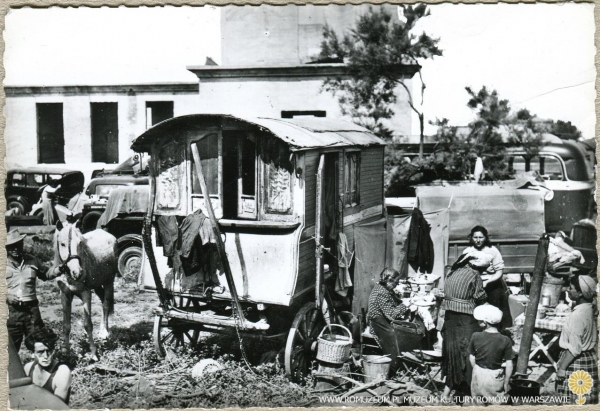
left=131, top=114, right=386, bottom=379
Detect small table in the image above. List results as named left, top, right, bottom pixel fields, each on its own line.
left=514, top=313, right=566, bottom=371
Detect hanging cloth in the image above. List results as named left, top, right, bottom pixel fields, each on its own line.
left=406, top=208, right=434, bottom=274
left=335, top=232, right=354, bottom=297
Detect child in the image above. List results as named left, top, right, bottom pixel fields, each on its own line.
left=468, top=304, right=514, bottom=405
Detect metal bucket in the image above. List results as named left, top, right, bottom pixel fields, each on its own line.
left=362, top=355, right=391, bottom=383
left=541, top=275, right=563, bottom=308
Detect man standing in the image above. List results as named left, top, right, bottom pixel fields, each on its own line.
left=6, top=230, right=59, bottom=351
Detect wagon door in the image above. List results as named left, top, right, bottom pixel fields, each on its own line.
left=315, top=153, right=339, bottom=313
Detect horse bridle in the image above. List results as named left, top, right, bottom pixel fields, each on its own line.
left=59, top=225, right=81, bottom=276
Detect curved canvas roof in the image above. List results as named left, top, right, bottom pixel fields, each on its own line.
left=131, top=114, right=386, bottom=152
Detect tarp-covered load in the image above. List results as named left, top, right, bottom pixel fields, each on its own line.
left=416, top=183, right=545, bottom=241
left=96, top=186, right=150, bottom=229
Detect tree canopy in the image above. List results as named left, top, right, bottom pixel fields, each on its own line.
left=385, top=86, right=546, bottom=196
left=319, top=6, right=442, bottom=141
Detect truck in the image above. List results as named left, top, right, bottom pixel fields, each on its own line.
left=80, top=155, right=149, bottom=279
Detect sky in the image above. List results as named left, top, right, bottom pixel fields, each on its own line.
left=3, top=4, right=596, bottom=138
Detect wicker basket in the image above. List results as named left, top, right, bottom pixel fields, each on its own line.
left=316, top=324, right=353, bottom=364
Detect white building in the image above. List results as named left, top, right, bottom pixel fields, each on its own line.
left=4, top=83, right=200, bottom=179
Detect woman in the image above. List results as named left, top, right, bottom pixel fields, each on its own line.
left=24, top=330, right=72, bottom=404
left=556, top=275, right=598, bottom=404
left=40, top=180, right=61, bottom=225
left=462, top=226, right=511, bottom=329
left=367, top=267, right=411, bottom=377
left=441, top=253, right=487, bottom=400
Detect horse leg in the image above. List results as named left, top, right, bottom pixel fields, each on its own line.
left=81, top=289, right=98, bottom=361
left=60, top=287, right=73, bottom=355
left=94, top=287, right=110, bottom=340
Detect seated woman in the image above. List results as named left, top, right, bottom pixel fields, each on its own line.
left=24, top=330, right=72, bottom=404
left=441, top=253, right=487, bottom=400
left=366, top=267, right=411, bottom=377
left=462, top=226, right=511, bottom=329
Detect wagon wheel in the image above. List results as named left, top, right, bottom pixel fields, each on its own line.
left=153, top=296, right=202, bottom=358
left=284, top=302, right=326, bottom=383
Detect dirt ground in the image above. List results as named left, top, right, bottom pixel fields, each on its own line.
left=18, top=234, right=316, bottom=409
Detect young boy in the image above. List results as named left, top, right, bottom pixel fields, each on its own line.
left=468, top=304, right=514, bottom=405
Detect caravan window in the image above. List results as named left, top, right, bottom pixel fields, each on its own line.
left=344, top=152, right=360, bottom=207
left=264, top=138, right=293, bottom=214
left=190, top=132, right=263, bottom=220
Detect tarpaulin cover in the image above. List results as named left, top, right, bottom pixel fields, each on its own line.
left=386, top=209, right=449, bottom=287
left=416, top=183, right=545, bottom=241
left=352, top=217, right=387, bottom=317
left=96, top=185, right=150, bottom=228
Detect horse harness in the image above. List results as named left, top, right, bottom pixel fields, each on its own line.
left=58, top=225, right=81, bottom=277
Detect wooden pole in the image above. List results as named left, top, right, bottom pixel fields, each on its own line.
left=191, top=144, right=246, bottom=324
left=142, top=160, right=171, bottom=307
left=315, top=154, right=325, bottom=309
left=515, top=234, right=550, bottom=375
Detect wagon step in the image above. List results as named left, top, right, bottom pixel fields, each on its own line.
left=153, top=307, right=270, bottom=331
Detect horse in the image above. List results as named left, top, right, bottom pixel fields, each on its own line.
left=52, top=220, right=118, bottom=361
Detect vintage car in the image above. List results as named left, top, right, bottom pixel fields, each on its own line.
left=5, top=167, right=84, bottom=215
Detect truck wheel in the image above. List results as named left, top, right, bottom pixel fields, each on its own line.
left=81, top=211, right=102, bottom=233
left=7, top=201, right=25, bottom=216
left=118, top=246, right=143, bottom=282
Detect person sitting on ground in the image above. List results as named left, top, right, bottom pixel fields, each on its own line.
left=468, top=304, right=514, bottom=405
left=24, top=330, right=72, bottom=404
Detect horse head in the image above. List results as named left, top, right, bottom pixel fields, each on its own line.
left=55, top=220, right=84, bottom=280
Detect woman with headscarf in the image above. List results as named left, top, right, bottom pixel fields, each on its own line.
left=441, top=253, right=487, bottom=401
left=462, top=226, right=511, bottom=329
left=367, top=267, right=411, bottom=377
left=556, top=275, right=598, bottom=404
left=40, top=180, right=61, bottom=225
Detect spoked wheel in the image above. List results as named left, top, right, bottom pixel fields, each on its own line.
left=284, top=302, right=326, bottom=383
left=153, top=315, right=201, bottom=358
left=153, top=296, right=203, bottom=358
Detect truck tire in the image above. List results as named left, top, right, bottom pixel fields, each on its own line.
left=81, top=211, right=102, bottom=233
left=118, top=245, right=143, bottom=282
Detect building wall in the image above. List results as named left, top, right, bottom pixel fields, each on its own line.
left=4, top=85, right=200, bottom=182
left=194, top=76, right=412, bottom=136
left=221, top=4, right=397, bottom=66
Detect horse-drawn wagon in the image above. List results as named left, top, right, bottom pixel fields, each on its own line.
left=131, top=114, right=387, bottom=380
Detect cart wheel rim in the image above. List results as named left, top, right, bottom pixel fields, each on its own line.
left=284, top=302, right=325, bottom=383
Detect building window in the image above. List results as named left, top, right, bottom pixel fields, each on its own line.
left=36, top=103, right=65, bottom=163
left=281, top=110, right=326, bottom=119
left=91, top=102, right=119, bottom=164
left=146, top=101, right=174, bottom=128
left=344, top=151, right=360, bottom=207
